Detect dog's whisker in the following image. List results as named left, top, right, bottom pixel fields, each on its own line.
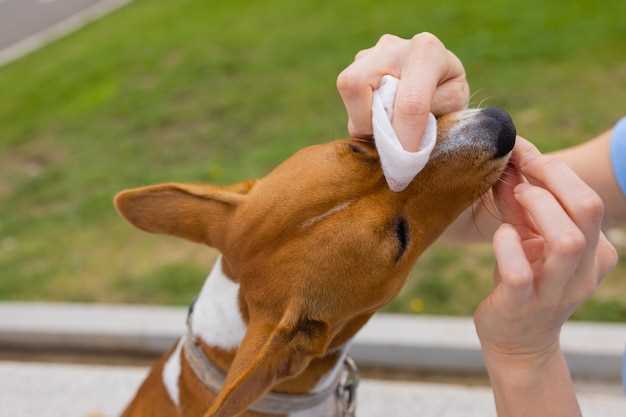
left=475, top=96, right=493, bottom=110
left=468, top=89, right=483, bottom=107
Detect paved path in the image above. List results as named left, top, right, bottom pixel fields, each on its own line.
left=0, top=0, right=130, bottom=65
left=2, top=302, right=625, bottom=379
left=1, top=362, right=625, bottom=417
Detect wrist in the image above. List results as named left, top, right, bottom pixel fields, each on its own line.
left=481, top=341, right=564, bottom=383
left=482, top=342, right=581, bottom=417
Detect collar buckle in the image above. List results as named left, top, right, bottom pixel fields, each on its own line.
left=337, top=356, right=359, bottom=417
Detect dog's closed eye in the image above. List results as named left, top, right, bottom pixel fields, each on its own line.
left=394, top=217, right=409, bottom=261
left=348, top=143, right=367, bottom=154
left=347, top=142, right=378, bottom=162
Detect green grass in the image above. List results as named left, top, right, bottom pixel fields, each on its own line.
left=1, top=0, right=625, bottom=321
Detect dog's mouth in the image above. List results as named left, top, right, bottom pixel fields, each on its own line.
left=495, top=156, right=517, bottom=191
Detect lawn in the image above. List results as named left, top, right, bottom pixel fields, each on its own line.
left=1, top=0, right=625, bottom=321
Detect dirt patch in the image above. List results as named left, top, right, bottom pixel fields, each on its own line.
left=0, top=137, right=66, bottom=200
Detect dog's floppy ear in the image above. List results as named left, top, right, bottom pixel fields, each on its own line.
left=204, top=306, right=331, bottom=417
left=114, top=180, right=255, bottom=247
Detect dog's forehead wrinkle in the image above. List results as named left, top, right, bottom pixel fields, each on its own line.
left=301, top=201, right=352, bottom=228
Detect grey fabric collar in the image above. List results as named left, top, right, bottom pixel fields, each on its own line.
left=183, top=303, right=359, bottom=416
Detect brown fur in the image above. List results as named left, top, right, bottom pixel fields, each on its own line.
left=115, top=110, right=510, bottom=417
left=121, top=347, right=181, bottom=417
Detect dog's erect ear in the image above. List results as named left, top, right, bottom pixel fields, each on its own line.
left=203, top=306, right=331, bottom=417
left=114, top=180, right=255, bottom=247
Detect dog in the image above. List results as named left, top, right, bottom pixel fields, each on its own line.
left=113, top=107, right=516, bottom=417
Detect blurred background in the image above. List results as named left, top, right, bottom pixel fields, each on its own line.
left=1, top=0, right=625, bottom=321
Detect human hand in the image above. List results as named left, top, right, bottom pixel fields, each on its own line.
left=474, top=137, right=618, bottom=364
left=337, top=33, right=468, bottom=151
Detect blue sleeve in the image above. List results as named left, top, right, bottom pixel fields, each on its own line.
left=623, top=345, right=626, bottom=394
left=611, top=116, right=626, bottom=196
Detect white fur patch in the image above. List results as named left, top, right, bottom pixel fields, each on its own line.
left=163, top=339, right=183, bottom=406
left=191, top=256, right=247, bottom=349
left=161, top=257, right=349, bottom=415
left=162, top=257, right=245, bottom=406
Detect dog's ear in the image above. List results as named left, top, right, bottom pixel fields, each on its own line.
left=203, top=306, right=331, bottom=417
left=114, top=180, right=255, bottom=248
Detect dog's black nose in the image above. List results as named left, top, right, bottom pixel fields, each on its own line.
left=482, top=107, right=516, bottom=158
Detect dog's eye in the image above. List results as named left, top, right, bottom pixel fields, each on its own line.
left=394, top=217, right=409, bottom=261
left=348, top=143, right=367, bottom=154
left=346, top=142, right=378, bottom=163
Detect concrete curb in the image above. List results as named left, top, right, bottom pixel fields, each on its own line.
left=0, top=0, right=132, bottom=67
left=3, top=362, right=626, bottom=417
left=0, top=302, right=624, bottom=379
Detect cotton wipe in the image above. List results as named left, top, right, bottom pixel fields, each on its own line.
left=372, top=75, right=437, bottom=192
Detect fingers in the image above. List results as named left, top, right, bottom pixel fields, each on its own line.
left=337, top=32, right=468, bottom=145
left=492, top=156, right=534, bottom=239
left=429, top=51, right=468, bottom=115
left=337, top=34, right=404, bottom=138
left=337, top=60, right=382, bottom=138
left=430, top=76, right=469, bottom=115
left=515, top=138, right=604, bottom=247
left=514, top=137, right=606, bottom=287
left=513, top=183, right=584, bottom=261
left=597, top=232, right=619, bottom=280
left=392, top=34, right=448, bottom=150
left=513, top=182, right=585, bottom=298
left=493, top=223, right=534, bottom=304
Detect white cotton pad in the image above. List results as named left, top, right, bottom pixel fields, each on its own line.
left=372, top=75, right=437, bottom=192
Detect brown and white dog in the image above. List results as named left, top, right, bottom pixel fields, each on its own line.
left=113, top=107, right=516, bottom=417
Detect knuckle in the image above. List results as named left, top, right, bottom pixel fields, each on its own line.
left=575, top=193, right=605, bottom=220
left=412, top=32, right=443, bottom=48
left=552, top=231, right=586, bottom=256
left=503, top=271, right=532, bottom=288
left=396, top=94, right=430, bottom=118
left=354, top=48, right=369, bottom=60
left=377, top=33, right=401, bottom=47
left=336, top=70, right=363, bottom=94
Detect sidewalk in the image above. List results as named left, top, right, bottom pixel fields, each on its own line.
left=0, top=0, right=131, bottom=66
left=1, top=302, right=624, bottom=379
left=1, top=361, right=624, bottom=417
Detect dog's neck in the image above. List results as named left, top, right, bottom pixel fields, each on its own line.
left=184, top=257, right=345, bottom=394
left=191, top=256, right=246, bottom=350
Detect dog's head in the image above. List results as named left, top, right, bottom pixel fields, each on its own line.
left=115, top=107, right=515, bottom=417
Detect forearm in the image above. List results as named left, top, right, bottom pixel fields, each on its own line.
left=551, top=129, right=626, bottom=228
left=483, top=347, right=582, bottom=417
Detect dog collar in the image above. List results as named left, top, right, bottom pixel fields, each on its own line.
left=183, top=299, right=359, bottom=416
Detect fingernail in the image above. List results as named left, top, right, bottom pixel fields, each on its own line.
left=514, top=182, right=531, bottom=194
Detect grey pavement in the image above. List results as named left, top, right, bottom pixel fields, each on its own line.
left=1, top=361, right=625, bottom=417
left=0, top=0, right=104, bottom=50
left=1, top=302, right=625, bottom=379
left=0, top=0, right=130, bottom=65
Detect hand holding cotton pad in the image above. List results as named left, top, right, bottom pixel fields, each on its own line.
left=372, top=75, right=437, bottom=192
